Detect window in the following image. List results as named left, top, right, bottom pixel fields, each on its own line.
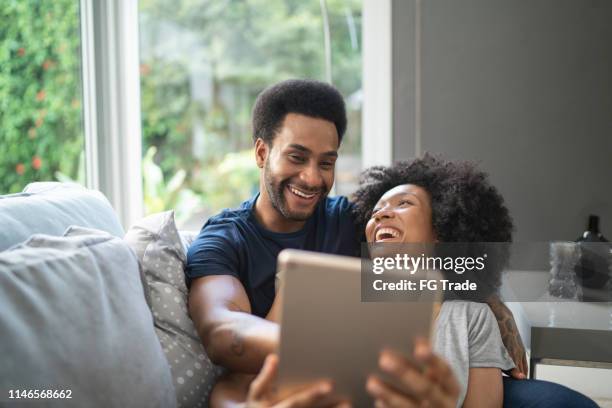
left=138, top=0, right=362, bottom=229
left=0, top=1, right=85, bottom=194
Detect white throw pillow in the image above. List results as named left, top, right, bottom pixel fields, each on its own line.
left=124, top=211, right=223, bottom=408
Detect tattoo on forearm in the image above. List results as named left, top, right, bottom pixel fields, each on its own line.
left=231, top=329, right=245, bottom=357
left=227, top=301, right=247, bottom=313
left=226, top=301, right=248, bottom=357
left=488, top=298, right=525, bottom=367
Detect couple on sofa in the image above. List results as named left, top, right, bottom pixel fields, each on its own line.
left=185, top=79, right=596, bottom=407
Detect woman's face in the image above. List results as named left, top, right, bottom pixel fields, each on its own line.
left=365, top=184, right=437, bottom=244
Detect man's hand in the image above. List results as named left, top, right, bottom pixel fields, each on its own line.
left=246, top=354, right=349, bottom=408
left=487, top=297, right=528, bottom=378
left=366, top=339, right=460, bottom=408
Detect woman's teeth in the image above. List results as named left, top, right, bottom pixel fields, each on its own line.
left=376, top=227, right=401, bottom=241
left=289, top=185, right=317, bottom=199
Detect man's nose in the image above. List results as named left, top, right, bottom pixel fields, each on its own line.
left=299, top=163, right=323, bottom=188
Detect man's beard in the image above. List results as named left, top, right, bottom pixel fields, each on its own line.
left=263, top=160, right=327, bottom=222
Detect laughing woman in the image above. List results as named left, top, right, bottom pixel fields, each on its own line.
left=352, top=154, right=514, bottom=407
left=351, top=154, right=597, bottom=408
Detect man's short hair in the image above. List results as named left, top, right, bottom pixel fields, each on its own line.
left=252, top=79, right=347, bottom=145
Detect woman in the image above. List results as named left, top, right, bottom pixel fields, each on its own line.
left=351, top=154, right=598, bottom=408
left=352, top=154, right=515, bottom=407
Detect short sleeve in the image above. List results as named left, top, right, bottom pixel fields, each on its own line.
left=327, top=196, right=361, bottom=257
left=185, top=221, right=240, bottom=283
left=467, top=303, right=515, bottom=370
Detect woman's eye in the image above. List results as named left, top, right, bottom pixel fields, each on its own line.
left=398, top=200, right=412, bottom=207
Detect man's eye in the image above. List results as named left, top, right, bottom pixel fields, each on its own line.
left=289, top=154, right=305, bottom=163
left=320, top=161, right=334, bottom=168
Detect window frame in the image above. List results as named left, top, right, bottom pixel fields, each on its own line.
left=80, top=0, right=143, bottom=228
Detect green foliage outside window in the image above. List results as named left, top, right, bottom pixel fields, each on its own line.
left=139, top=0, right=362, bottom=222
left=1, top=0, right=362, bottom=226
left=0, top=0, right=83, bottom=194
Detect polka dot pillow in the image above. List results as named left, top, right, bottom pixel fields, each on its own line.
left=124, top=211, right=223, bottom=408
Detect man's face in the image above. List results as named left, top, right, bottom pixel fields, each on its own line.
left=258, top=113, right=339, bottom=222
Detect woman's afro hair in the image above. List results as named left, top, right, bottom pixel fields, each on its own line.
left=352, top=153, right=513, bottom=243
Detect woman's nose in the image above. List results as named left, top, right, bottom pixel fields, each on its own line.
left=374, top=207, right=394, bottom=221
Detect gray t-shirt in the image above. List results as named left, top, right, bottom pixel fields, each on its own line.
left=434, top=300, right=515, bottom=407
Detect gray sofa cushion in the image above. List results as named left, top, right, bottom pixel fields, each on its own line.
left=124, top=211, right=223, bottom=408
left=0, top=182, right=124, bottom=252
left=0, top=227, right=176, bottom=408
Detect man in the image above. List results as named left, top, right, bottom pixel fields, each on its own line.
left=186, top=79, right=358, bottom=374
left=186, top=79, right=543, bottom=406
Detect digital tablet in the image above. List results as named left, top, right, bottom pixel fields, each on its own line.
left=275, top=249, right=441, bottom=407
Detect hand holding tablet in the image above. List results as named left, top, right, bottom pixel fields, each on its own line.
left=367, top=340, right=460, bottom=408
left=271, top=249, right=455, bottom=407
left=246, top=354, right=348, bottom=408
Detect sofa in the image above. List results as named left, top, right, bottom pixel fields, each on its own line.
left=0, top=182, right=222, bottom=407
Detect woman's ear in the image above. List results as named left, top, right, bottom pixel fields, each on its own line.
left=254, top=138, right=268, bottom=168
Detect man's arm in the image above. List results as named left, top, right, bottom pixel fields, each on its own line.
left=189, top=275, right=279, bottom=373
left=486, top=296, right=528, bottom=378
left=265, top=288, right=282, bottom=323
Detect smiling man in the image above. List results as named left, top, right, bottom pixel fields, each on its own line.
left=186, top=80, right=359, bottom=377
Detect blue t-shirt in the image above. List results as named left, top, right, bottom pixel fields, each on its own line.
left=186, top=194, right=360, bottom=317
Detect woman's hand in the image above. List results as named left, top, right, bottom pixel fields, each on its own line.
left=247, top=354, right=348, bottom=408
left=366, top=339, right=460, bottom=408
